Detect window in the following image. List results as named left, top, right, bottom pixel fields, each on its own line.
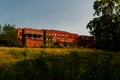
left=52, top=34, right=54, bottom=36
left=40, top=38, right=43, bottom=40
left=34, top=41, right=36, bottom=44
left=27, top=30, right=29, bottom=33
left=20, top=36, right=22, bottom=39
left=41, top=32, right=44, bottom=35
left=38, top=32, right=40, bottom=35
left=20, top=30, right=22, bottom=32
left=28, top=41, right=31, bottom=44
left=31, top=37, right=34, bottom=39
left=65, top=35, right=66, bottom=37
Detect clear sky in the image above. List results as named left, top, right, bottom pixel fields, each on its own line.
left=0, top=0, right=95, bottom=35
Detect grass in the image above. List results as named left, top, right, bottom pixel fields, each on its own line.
left=0, top=47, right=120, bottom=80
left=0, top=47, right=103, bottom=64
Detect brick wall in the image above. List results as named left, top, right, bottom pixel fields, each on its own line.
left=17, top=28, right=95, bottom=48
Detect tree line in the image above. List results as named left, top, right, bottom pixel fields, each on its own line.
left=0, top=24, right=20, bottom=47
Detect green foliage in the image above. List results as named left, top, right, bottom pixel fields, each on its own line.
left=0, top=25, right=2, bottom=34
left=0, top=24, right=20, bottom=47
left=0, top=51, right=120, bottom=80
left=40, top=45, right=66, bottom=48
left=87, top=0, right=120, bottom=52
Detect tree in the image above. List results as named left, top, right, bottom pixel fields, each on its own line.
left=87, top=0, right=120, bottom=51
left=0, top=24, right=20, bottom=47
left=0, top=25, right=2, bottom=33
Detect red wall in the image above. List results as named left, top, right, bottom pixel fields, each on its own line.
left=17, top=28, right=95, bottom=48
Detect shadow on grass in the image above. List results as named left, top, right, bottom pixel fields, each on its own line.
left=0, top=51, right=120, bottom=80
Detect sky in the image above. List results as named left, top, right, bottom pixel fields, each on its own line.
left=0, top=0, right=95, bottom=35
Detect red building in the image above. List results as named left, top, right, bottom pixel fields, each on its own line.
left=17, top=28, right=79, bottom=47
left=78, top=35, right=95, bottom=48
left=17, top=28, right=95, bottom=48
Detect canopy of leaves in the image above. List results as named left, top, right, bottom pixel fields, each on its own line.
left=0, top=24, right=20, bottom=47
left=87, top=0, right=120, bottom=52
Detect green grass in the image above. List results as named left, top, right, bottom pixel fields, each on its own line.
left=0, top=47, right=120, bottom=80
left=0, top=47, right=103, bottom=64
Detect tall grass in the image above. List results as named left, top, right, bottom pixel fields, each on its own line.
left=0, top=47, right=103, bottom=64
left=0, top=47, right=120, bottom=80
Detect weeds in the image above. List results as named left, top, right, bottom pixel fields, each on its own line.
left=0, top=47, right=120, bottom=80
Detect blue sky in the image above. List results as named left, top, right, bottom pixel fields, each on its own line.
left=0, top=0, right=95, bottom=35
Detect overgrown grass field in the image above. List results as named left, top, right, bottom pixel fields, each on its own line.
left=0, top=47, right=120, bottom=80
left=0, top=47, right=102, bottom=64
